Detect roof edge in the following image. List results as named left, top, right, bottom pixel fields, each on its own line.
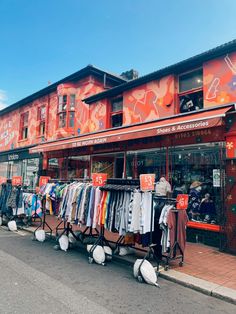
left=0, top=65, right=126, bottom=117
left=84, top=39, right=236, bottom=104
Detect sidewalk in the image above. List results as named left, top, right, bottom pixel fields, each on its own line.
left=20, top=215, right=236, bottom=305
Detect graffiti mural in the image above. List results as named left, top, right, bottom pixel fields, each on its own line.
left=86, top=100, right=107, bottom=133
left=53, top=78, right=106, bottom=138
left=123, top=75, right=175, bottom=125
left=204, top=52, right=236, bottom=107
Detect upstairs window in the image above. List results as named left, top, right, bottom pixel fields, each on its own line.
left=110, top=97, right=123, bottom=128
left=57, top=94, right=75, bottom=129
left=178, top=69, right=203, bottom=113
left=37, top=105, right=46, bottom=136
left=20, top=112, right=29, bottom=140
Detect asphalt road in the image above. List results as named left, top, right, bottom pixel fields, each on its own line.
left=0, top=227, right=235, bottom=314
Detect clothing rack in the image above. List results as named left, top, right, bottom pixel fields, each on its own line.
left=34, top=197, right=52, bottom=237
left=56, top=220, right=83, bottom=244
left=28, top=192, right=43, bottom=226
left=136, top=192, right=165, bottom=280
left=87, top=226, right=112, bottom=265
left=157, top=196, right=184, bottom=270
left=87, top=178, right=139, bottom=265
left=9, top=185, right=27, bottom=227
left=51, top=179, right=93, bottom=244
left=48, top=178, right=92, bottom=184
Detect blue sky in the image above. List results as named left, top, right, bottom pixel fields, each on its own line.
left=0, top=0, right=236, bottom=108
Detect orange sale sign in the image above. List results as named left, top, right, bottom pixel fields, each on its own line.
left=39, top=176, right=51, bottom=187
left=140, top=174, right=155, bottom=191
left=0, top=176, right=7, bottom=184
left=176, top=194, right=189, bottom=210
left=92, top=173, right=107, bottom=187
left=12, top=176, right=22, bottom=186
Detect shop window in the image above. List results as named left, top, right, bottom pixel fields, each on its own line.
left=20, top=112, right=29, bottom=140
left=170, top=143, right=224, bottom=226
left=57, top=94, right=75, bottom=129
left=126, top=148, right=167, bottom=179
left=48, top=157, right=67, bottom=179
left=68, top=155, right=90, bottom=179
left=110, top=98, right=123, bottom=128
left=178, top=69, right=203, bottom=113
left=37, top=106, right=46, bottom=136
left=0, top=162, right=8, bottom=177
left=92, top=153, right=124, bottom=178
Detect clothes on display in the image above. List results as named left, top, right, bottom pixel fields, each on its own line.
left=187, top=180, right=217, bottom=224
left=0, top=181, right=37, bottom=218
left=187, top=181, right=202, bottom=221
left=155, top=177, right=172, bottom=196
left=46, top=181, right=155, bottom=238
left=0, top=182, right=12, bottom=216
left=37, top=179, right=188, bottom=267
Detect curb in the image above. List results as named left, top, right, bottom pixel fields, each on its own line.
left=20, top=226, right=236, bottom=306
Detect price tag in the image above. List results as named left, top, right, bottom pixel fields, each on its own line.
left=12, top=176, right=22, bottom=186
left=0, top=176, right=7, bottom=184
left=92, top=173, right=107, bottom=187
left=140, top=174, right=155, bottom=191
left=176, top=194, right=189, bottom=210
left=39, top=176, right=51, bottom=187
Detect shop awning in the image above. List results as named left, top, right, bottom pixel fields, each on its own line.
left=30, top=106, right=233, bottom=154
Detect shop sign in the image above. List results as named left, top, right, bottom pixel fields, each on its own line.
left=176, top=194, right=189, bottom=210
left=8, top=154, right=19, bottom=161
left=156, top=120, right=212, bottom=135
left=92, top=173, right=107, bottom=187
left=213, top=169, right=221, bottom=187
left=12, top=176, right=22, bottom=186
left=0, top=176, right=7, bottom=184
left=39, top=176, right=51, bottom=187
left=226, top=136, right=236, bottom=158
left=140, top=174, right=155, bottom=191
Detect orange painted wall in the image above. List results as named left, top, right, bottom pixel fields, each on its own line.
left=0, top=95, right=50, bottom=152
left=87, top=99, right=108, bottom=132
left=0, top=75, right=107, bottom=152
left=123, top=75, right=175, bottom=125
left=204, top=52, right=236, bottom=107
left=52, top=76, right=106, bottom=138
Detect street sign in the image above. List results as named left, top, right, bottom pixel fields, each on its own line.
left=140, top=174, right=155, bottom=192
left=176, top=194, right=189, bottom=210
left=92, top=173, right=107, bottom=187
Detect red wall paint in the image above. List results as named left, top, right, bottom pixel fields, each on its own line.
left=87, top=100, right=108, bottom=132
left=123, top=75, right=175, bottom=125
left=1, top=51, right=236, bottom=153
left=204, top=52, right=236, bottom=107
left=52, top=77, right=106, bottom=138
left=0, top=76, right=107, bottom=152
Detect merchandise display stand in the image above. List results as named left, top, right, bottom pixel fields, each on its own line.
left=80, top=226, right=99, bottom=241
left=55, top=219, right=66, bottom=237
left=56, top=221, right=82, bottom=243
left=137, top=191, right=159, bottom=283
left=34, top=198, right=52, bottom=237
left=87, top=225, right=111, bottom=265
left=158, top=197, right=184, bottom=270
left=162, top=208, right=184, bottom=270
left=31, top=193, right=42, bottom=226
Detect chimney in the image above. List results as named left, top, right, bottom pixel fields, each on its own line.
left=120, top=69, right=139, bottom=81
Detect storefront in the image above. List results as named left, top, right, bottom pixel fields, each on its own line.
left=29, top=105, right=236, bottom=251
left=0, top=147, right=41, bottom=189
